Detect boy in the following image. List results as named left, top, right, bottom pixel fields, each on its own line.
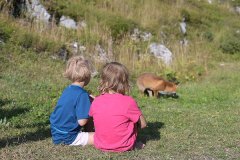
left=50, top=56, right=94, bottom=146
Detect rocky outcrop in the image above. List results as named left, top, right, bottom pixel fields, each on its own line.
left=26, top=0, right=51, bottom=23
left=131, top=28, right=152, bottom=42
left=149, top=43, right=173, bottom=66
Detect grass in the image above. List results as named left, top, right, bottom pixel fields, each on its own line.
left=1, top=1, right=240, bottom=81
left=1, top=1, right=240, bottom=159
left=0, top=43, right=240, bottom=159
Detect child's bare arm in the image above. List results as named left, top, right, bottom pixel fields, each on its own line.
left=138, top=115, right=147, bottom=129
left=78, top=119, right=88, bottom=126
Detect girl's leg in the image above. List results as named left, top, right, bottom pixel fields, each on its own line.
left=134, top=123, right=145, bottom=150
left=87, top=132, right=94, bottom=145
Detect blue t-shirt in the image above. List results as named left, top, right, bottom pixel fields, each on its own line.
left=50, top=85, right=91, bottom=145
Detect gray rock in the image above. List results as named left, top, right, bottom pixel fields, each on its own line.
left=207, top=0, right=213, bottom=4
left=67, top=42, right=86, bottom=55
left=0, top=39, right=5, bottom=45
left=149, top=43, right=173, bottom=65
left=180, top=38, right=188, bottom=46
left=131, top=28, right=141, bottom=42
left=180, top=22, right=187, bottom=34
left=141, top=32, right=152, bottom=42
left=59, top=16, right=78, bottom=29
left=131, top=28, right=152, bottom=42
left=58, top=47, right=69, bottom=61
left=70, top=42, right=79, bottom=55
left=235, top=6, right=240, bottom=14
left=26, top=0, right=51, bottom=23
left=94, top=44, right=109, bottom=63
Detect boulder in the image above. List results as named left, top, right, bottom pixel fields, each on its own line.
left=59, top=16, right=77, bottom=29
left=26, top=0, right=51, bottom=23
left=149, top=43, right=173, bottom=65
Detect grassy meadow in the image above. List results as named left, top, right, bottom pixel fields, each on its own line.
left=1, top=0, right=240, bottom=159
left=0, top=41, right=240, bottom=159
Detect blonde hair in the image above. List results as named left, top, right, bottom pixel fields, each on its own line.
left=99, top=62, right=130, bottom=95
left=64, top=56, right=91, bottom=85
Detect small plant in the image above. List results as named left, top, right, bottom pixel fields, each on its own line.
left=203, top=31, right=214, bottom=42
left=165, top=71, right=179, bottom=84
left=231, top=0, right=240, bottom=7
left=106, top=16, right=137, bottom=40
left=0, top=117, right=10, bottom=127
left=0, top=21, right=14, bottom=42
left=180, top=9, right=191, bottom=22
left=16, top=32, right=39, bottom=49
left=220, top=32, right=240, bottom=54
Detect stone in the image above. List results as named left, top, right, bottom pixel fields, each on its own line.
left=180, top=22, right=187, bottom=34
left=149, top=43, right=173, bottom=65
left=26, top=0, right=51, bottom=23
left=131, top=28, right=152, bottom=42
left=59, top=16, right=77, bottom=29
left=94, top=44, right=109, bottom=63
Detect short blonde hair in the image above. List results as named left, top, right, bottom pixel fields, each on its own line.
left=64, top=56, right=91, bottom=85
left=99, top=62, right=130, bottom=95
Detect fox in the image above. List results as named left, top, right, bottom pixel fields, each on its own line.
left=136, top=73, right=178, bottom=98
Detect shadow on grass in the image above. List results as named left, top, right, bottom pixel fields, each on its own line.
left=0, top=127, right=51, bottom=149
left=138, top=122, right=165, bottom=143
left=0, top=99, right=12, bottom=106
left=15, top=120, right=50, bottom=128
left=0, top=99, right=51, bottom=149
left=0, top=99, right=30, bottom=120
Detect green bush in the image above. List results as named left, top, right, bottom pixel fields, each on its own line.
left=0, top=21, right=14, bottom=41
left=11, top=32, right=62, bottom=53
left=231, top=0, right=240, bottom=7
left=36, top=40, right=61, bottom=53
left=18, top=33, right=39, bottom=49
left=180, top=9, right=191, bottom=22
left=106, top=16, right=137, bottom=40
left=220, top=32, right=240, bottom=54
left=42, top=0, right=139, bottom=40
left=203, top=31, right=214, bottom=42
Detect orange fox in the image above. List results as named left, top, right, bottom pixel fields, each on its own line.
left=136, top=73, right=178, bottom=97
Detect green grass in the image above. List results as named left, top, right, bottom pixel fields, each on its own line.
left=0, top=43, right=240, bottom=159
left=1, top=1, right=240, bottom=159
left=1, top=1, right=240, bottom=82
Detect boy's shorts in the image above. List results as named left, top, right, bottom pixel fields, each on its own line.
left=70, top=132, right=89, bottom=146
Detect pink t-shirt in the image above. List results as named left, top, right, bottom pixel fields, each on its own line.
left=89, top=93, right=142, bottom=152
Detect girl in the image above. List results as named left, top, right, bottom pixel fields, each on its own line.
left=89, top=62, right=147, bottom=152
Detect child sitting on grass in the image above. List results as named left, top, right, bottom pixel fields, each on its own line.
left=89, top=62, right=147, bottom=152
left=50, top=56, right=94, bottom=146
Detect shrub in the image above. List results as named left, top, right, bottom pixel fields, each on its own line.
left=180, top=9, right=191, bottom=22
left=231, top=0, right=240, bottom=7
left=0, top=21, right=14, bottom=41
left=220, top=32, right=240, bottom=54
left=12, top=31, right=62, bottom=53
left=203, top=31, right=214, bottom=42
left=105, top=16, right=137, bottom=40
left=20, top=33, right=39, bottom=49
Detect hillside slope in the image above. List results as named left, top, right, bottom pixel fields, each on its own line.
left=0, top=0, right=240, bottom=79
